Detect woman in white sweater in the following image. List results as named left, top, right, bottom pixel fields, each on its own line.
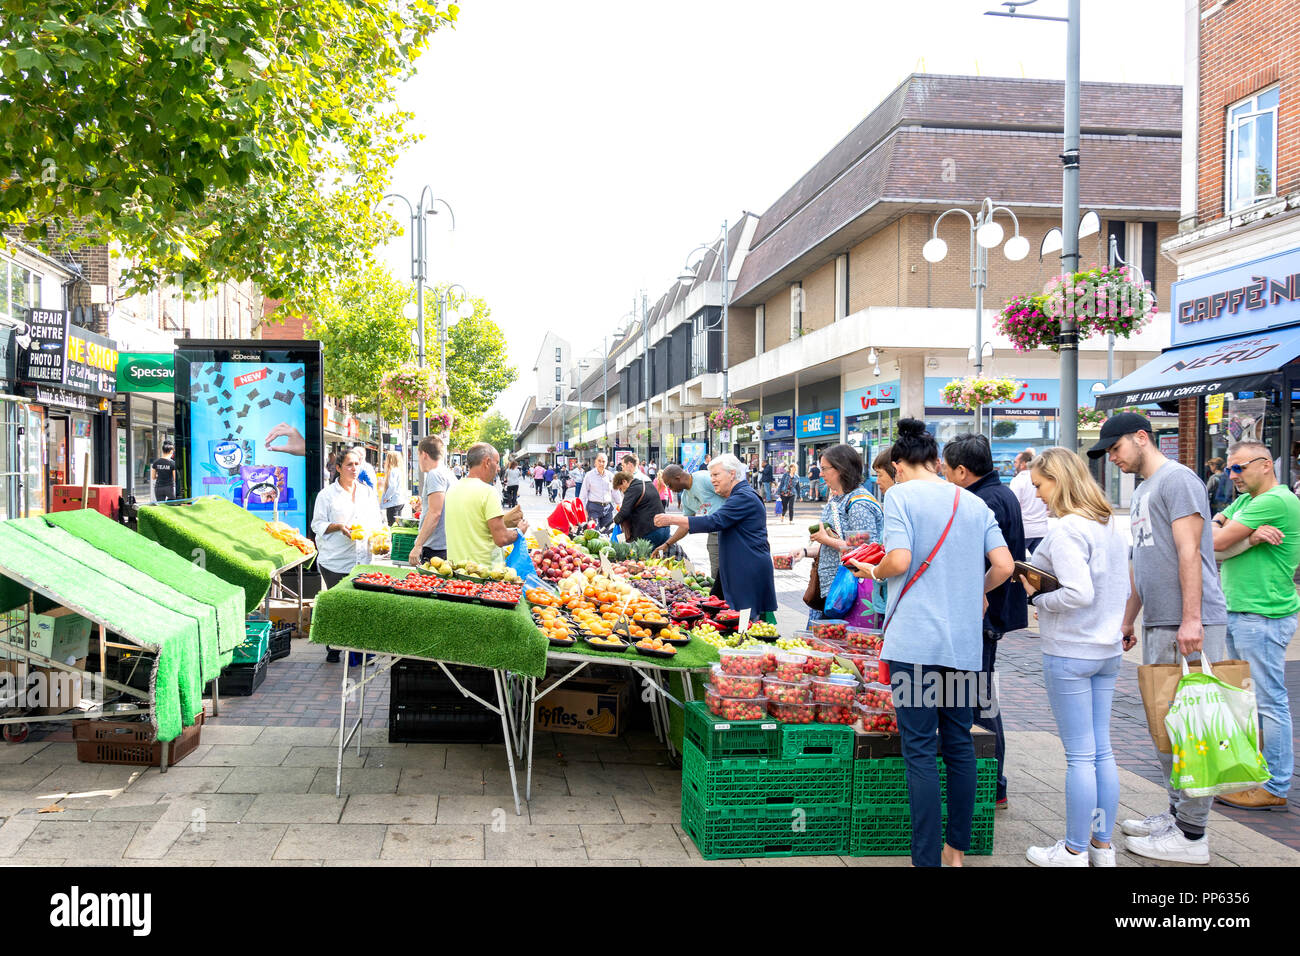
left=1017, top=447, right=1134, bottom=868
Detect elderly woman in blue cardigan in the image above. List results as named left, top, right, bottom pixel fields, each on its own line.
left=654, top=454, right=778, bottom=621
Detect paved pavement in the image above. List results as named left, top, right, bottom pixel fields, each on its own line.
left=0, top=486, right=1294, bottom=866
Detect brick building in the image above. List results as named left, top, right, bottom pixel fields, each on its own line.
left=1102, top=0, right=1300, bottom=487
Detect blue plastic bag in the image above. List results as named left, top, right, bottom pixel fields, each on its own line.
left=823, top=565, right=861, bottom=618
left=610, top=523, right=622, bottom=542
left=504, top=530, right=544, bottom=590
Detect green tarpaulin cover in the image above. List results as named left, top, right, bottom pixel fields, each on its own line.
left=138, top=497, right=310, bottom=615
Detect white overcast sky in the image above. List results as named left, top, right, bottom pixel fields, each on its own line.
left=377, top=0, right=1186, bottom=422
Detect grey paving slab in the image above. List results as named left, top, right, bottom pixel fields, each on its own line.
left=484, top=768, right=565, bottom=798
left=18, top=820, right=139, bottom=859
left=218, top=766, right=316, bottom=794
left=0, top=765, right=55, bottom=790
left=309, top=767, right=400, bottom=794
left=12, top=806, right=95, bottom=821
left=92, top=803, right=168, bottom=823
left=484, top=824, right=587, bottom=862
left=546, top=858, right=640, bottom=866
left=363, top=746, right=446, bottom=769
left=341, top=794, right=439, bottom=825
left=128, top=766, right=232, bottom=793
left=0, top=742, right=52, bottom=764
left=0, top=790, right=77, bottom=817
left=991, top=818, right=1061, bottom=854
left=29, top=764, right=143, bottom=795
left=164, top=823, right=287, bottom=861
left=0, top=816, right=40, bottom=856
left=445, top=746, right=511, bottom=772
left=380, top=824, right=483, bottom=860
left=19, top=743, right=79, bottom=765
left=0, top=857, right=66, bottom=865
left=252, top=726, right=339, bottom=747
left=613, top=795, right=680, bottom=825
left=58, top=792, right=164, bottom=814
left=156, top=793, right=256, bottom=823
left=397, top=768, right=485, bottom=796
left=563, top=764, right=653, bottom=797
left=526, top=795, right=623, bottom=826
left=595, top=749, right=675, bottom=767
left=640, top=767, right=684, bottom=798
left=243, top=793, right=345, bottom=824
left=198, top=725, right=264, bottom=746
left=434, top=795, right=519, bottom=825
left=275, top=823, right=386, bottom=860
left=840, top=855, right=919, bottom=867
left=283, top=746, right=368, bottom=768
left=323, top=859, right=432, bottom=867
left=581, top=823, right=689, bottom=860
left=435, top=859, right=535, bottom=867
left=123, top=821, right=190, bottom=860
left=328, top=727, right=407, bottom=748
left=197, top=743, right=293, bottom=767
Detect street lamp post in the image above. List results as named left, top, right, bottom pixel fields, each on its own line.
left=678, top=220, right=732, bottom=454
left=921, top=198, right=1029, bottom=436
left=381, top=189, right=454, bottom=444
left=437, top=283, right=469, bottom=409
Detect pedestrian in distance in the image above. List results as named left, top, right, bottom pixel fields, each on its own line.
left=1210, top=440, right=1300, bottom=812
left=850, top=418, right=1013, bottom=868
left=1091, top=412, right=1228, bottom=865
left=1017, top=447, right=1132, bottom=867
left=1010, top=448, right=1049, bottom=555
left=578, top=454, right=616, bottom=531
left=808, top=459, right=822, bottom=502
left=872, top=447, right=896, bottom=496
left=760, top=458, right=774, bottom=502
left=409, top=436, right=452, bottom=565
left=378, top=450, right=407, bottom=526
left=151, top=442, right=179, bottom=503
left=1206, top=457, right=1236, bottom=515
left=776, top=462, right=798, bottom=523
left=311, top=448, right=382, bottom=663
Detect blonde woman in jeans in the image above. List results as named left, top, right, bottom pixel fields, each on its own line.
left=1017, top=447, right=1133, bottom=867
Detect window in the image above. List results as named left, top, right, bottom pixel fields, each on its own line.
left=555, top=347, right=562, bottom=363
left=554, top=366, right=562, bottom=381
left=0, top=258, right=36, bottom=325
left=790, top=283, right=803, bottom=338
left=1226, top=86, right=1279, bottom=211
left=555, top=386, right=562, bottom=403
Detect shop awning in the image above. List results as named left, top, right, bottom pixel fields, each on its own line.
left=1095, top=325, right=1300, bottom=410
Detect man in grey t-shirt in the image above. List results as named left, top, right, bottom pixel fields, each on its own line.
left=1090, top=413, right=1227, bottom=866
left=410, top=436, right=454, bottom=564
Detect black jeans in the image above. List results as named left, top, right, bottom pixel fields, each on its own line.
left=587, top=501, right=614, bottom=531
left=972, top=630, right=1008, bottom=802
left=420, top=546, right=447, bottom=564
left=385, top=505, right=402, bottom=526
left=780, top=494, right=796, bottom=522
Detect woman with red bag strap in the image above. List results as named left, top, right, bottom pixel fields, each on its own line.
left=849, top=418, right=1014, bottom=868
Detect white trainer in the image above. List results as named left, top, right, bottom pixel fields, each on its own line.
left=1088, top=844, right=1116, bottom=867
left=1125, top=827, right=1211, bottom=865
left=1027, top=840, right=1089, bottom=867
left=1119, top=811, right=1175, bottom=837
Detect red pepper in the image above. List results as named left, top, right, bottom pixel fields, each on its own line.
left=841, top=542, right=885, bottom=567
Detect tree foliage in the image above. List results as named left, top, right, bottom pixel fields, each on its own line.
left=0, top=1, right=457, bottom=311
left=449, top=412, right=480, bottom=453
left=305, top=267, right=415, bottom=415
left=436, top=285, right=518, bottom=420
left=478, top=412, right=513, bottom=459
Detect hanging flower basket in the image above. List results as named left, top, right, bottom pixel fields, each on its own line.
left=381, top=364, right=442, bottom=412
left=1078, top=405, right=1106, bottom=428
left=995, top=267, right=1158, bottom=352
left=941, top=376, right=1020, bottom=413
left=426, top=406, right=459, bottom=434
left=708, top=406, right=748, bottom=431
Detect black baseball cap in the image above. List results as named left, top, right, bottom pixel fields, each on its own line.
left=1086, top=412, right=1153, bottom=459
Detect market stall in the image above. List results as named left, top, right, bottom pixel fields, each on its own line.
left=137, top=496, right=315, bottom=627
left=308, top=565, right=548, bottom=815
left=0, top=512, right=243, bottom=754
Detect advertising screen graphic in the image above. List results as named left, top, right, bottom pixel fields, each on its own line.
left=187, top=360, right=309, bottom=533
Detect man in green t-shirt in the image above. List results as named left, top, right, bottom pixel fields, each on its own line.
left=445, top=443, right=528, bottom=565
left=1211, top=440, right=1300, bottom=811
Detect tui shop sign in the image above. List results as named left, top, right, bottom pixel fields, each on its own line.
left=115, top=352, right=174, bottom=393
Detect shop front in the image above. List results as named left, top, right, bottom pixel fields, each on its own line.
left=844, top=380, right=900, bottom=471
left=1097, top=245, right=1300, bottom=487
left=924, top=377, right=1063, bottom=479
left=796, top=409, right=841, bottom=476
left=762, top=413, right=795, bottom=468
left=115, top=352, right=177, bottom=504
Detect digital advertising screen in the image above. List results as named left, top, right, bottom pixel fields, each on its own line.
left=174, top=340, right=324, bottom=536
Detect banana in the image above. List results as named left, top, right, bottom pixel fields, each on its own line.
left=585, top=709, right=616, bottom=734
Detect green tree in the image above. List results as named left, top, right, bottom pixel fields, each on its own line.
left=437, top=286, right=518, bottom=418
left=0, top=1, right=457, bottom=311
left=305, top=267, right=415, bottom=415
left=450, top=413, right=480, bottom=454
left=478, top=412, right=513, bottom=459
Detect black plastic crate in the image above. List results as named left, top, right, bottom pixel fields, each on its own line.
left=854, top=726, right=998, bottom=761
left=389, top=703, right=503, bottom=743
left=391, top=659, right=496, bottom=704
left=203, top=654, right=268, bottom=698
left=268, top=624, right=293, bottom=662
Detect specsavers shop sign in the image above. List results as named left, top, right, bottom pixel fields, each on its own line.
left=1172, top=245, right=1300, bottom=347
left=116, top=352, right=175, bottom=393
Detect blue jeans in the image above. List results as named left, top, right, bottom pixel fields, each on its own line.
left=1042, top=653, right=1120, bottom=852
left=886, top=661, right=977, bottom=868
left=1227, top=611, right=1295, bottom=797
left=761, top=481, right=773, bottom=502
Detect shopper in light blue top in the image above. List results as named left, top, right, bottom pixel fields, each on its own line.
left=851, top=418, right=1012, bottom=869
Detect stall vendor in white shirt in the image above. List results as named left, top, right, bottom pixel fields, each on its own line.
left=579, top=453, right=616, bottom=531
left=311, top=448, right=382, bottom=663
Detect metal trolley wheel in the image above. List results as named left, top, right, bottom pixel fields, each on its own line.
left=3, top=723, right=31, bottom=744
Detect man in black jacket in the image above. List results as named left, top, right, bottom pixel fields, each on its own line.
left=943, top=433, right=1027, bottom=809
left=611, top=471, right=669, bottom=548
left=760, top=459, right=774, bottom=502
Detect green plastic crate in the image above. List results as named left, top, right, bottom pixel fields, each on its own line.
left=681, top=787, right=850, bottom=860
left=681, top=743, right=852, bottom=807
left=233, top=620, right=271, bottom=664
left=849, top=803, right=995, bottom=857
left=852, top=757, right=998, bottom=807
left=390, top=530, right=418, bottom=563
left=683, top=701, right=780, bottom=759
left=781, top=722, right=855, bottom=759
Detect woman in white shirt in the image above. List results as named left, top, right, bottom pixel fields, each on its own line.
left=1018, top=447, right=1134, bottom=868
left=311, top=448, right=382, bottom=663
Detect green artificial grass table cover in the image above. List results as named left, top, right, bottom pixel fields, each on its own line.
left=138, top=497, right=309, bottom=615
left=0, top=521, right=203, bottom=742
left=44, top=510, right=245, bottom=671
left=547, top=633, right=719, bottom=670
left=310, top=565, right=548, bottom=678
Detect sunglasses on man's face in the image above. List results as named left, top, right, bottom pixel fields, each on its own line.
left=1227, top=457, right=1269, bottom=475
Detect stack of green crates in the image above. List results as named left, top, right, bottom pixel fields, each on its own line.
left=390, top=529, right=418, bottom=564
left=679, top=702, right=854, bottom=860
left=850, top=754, right=998, bottom=856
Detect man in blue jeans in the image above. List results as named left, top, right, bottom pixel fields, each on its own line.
left=1210, top=440, right=1299, bottom=811
left=943, top=433, right=1027, bottom=809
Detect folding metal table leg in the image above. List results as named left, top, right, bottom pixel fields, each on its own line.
left=336, top=655, right=349, bottom=797
left=493, top=670, right=522, bottom=815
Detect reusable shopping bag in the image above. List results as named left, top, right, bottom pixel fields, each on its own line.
left=1164, top=657, right=1271, bottom=798
left=1137, top=658, right=1251, bottom=753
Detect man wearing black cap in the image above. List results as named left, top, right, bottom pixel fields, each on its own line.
left=1087, top=412, right=1227, bottom=865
